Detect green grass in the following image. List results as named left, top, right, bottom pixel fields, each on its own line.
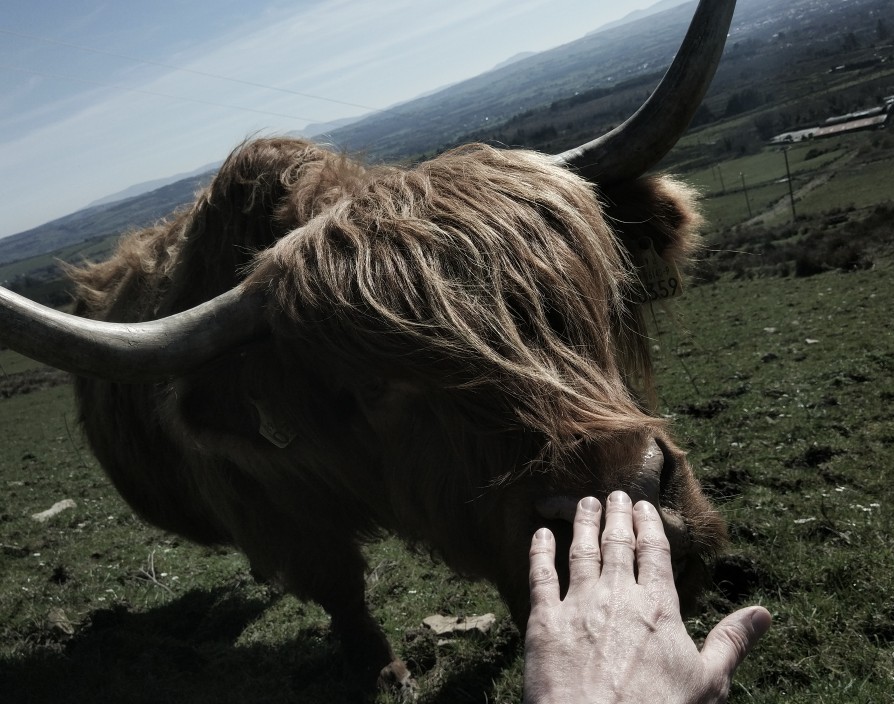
left=1, top=349, right=48, bottom=375
left=3, top=261, right=893, bottom=702
left=701, top=180, right=792, bottom=229
left=648, top=269, right=894, bottom=702
left=0, top=377, right=515, bottom=702
left=796, top=154, right=894, bottom=215
left=0, top=232, right=119, bottom=288
left=682, top=143, right=847, bottom=194
left=682, top=132, right=894, bottom=232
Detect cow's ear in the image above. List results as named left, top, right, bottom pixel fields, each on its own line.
left=600, top=175, right=703, bottom=269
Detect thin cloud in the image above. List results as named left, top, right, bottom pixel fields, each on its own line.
left=0, top=0, right=671, bottom=238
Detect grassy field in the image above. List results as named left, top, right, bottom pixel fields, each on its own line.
left=0, top=360, right=518, bottom=703
left=0, top=235, right=113, bottom=284
left=651, top=267, right=894, bottom=702
left=677, top=132, right=894, bottom=232
left=2, top=255, right=893, bottom=702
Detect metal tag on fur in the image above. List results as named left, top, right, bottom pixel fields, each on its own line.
left=632, top=238, right=684, bottom=304
left=250, top=399, right=297, bottom=449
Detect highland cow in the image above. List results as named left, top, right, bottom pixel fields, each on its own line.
left=0, top=0, right=736, bottom=691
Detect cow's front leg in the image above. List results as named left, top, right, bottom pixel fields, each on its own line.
left=277, top=535, right=414, bottom=695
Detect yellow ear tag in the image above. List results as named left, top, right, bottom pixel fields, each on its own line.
left=632, top=238, right=684, bottom=304
left=249, top=398, right=297, bottom=449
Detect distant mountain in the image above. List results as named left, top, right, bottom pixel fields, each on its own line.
left=293, top=115, right=366, bottom=139
left=0, top=173, right=213, bottom=266
left=595, top=0, right=691, bottom=34
left=311, top=0, right=707, bottom=161
left=0, top=119, right=366, bottom=266
left=491, top=52, right=537, bottom=72
left=80, top=118, right=361, bottom=215
left=87, top=161, right=222, bottom=208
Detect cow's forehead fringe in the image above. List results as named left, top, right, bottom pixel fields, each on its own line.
left=247, top=142, right=663, bottom=450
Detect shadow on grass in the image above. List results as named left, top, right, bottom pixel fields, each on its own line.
left=0, top=587, right=377, bottom=704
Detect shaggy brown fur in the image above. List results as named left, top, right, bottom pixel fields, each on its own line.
left=67, top=137, right=723, bottom=689
left=250, top=145, right=651, bottom=447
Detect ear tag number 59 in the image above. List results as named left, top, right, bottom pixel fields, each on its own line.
left=633, top=238, right=683, bottom=304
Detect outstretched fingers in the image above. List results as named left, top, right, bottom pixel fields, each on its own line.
left=529, top=527, right=560, bottom=607
left=632, top=501, right=675, bottom=592
left=567, top=496, right=603, bottom=587
left=598, top=491, right=636, bottom=583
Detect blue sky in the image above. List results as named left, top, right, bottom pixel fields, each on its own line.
left=0, top=0, right=680, bottom=239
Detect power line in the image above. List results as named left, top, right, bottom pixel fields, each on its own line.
left=0, top=63, right=327, bottom=123
left=0, top=27, right=385, bottom=115
left=0, top=27, right=442, bottom=156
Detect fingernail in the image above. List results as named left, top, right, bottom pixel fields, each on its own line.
left=533, top=527, right=553, bottom=542
left=751, top=608, right=772, bottom=636
left=634, top=500, right=656, bottom=514
left=608, top=491, right=631, bottom=506
left=579, top=496, right=600, bottom=512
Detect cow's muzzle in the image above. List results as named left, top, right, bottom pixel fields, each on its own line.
left=534, top=438, right=692, bottom=574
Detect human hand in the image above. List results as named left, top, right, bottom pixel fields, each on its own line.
left=523, top=491, right=771, bottom=703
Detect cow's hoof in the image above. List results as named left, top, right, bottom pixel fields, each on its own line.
left=378, top=659, right=417, bottom=700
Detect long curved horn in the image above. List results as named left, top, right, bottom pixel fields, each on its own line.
left=554, top=0, right=736, bottom=185
left=0, top=285, right=268, bottom=382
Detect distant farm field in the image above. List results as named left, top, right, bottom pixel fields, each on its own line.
left=681, top=133, right=894, bottom=231
left=2, top=258, right=892, bottom=702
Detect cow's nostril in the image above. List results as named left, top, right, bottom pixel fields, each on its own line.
left=656, top=438, right=677, bottom=500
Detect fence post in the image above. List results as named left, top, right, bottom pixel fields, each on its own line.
left=783, top=147, right=797, bottom=221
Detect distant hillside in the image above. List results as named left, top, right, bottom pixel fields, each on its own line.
left=2, top=0, right=884, bottom=270
left=0, top=173, right=212, bottom=266
left=87, top=161, right=221, bottom=208
left=491, top=52, right=537, bottom=72
left=293, top=115, right=365, bottom=139
left=83, top=119, right=360, bottom=213
left=318, top=1, right=708, bottom=161
left=596, top=0, right=690, bottom=33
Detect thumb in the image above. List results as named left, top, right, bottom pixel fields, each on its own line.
left=701, top=606, right=772, bottom=676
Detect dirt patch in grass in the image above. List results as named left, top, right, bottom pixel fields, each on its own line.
left=0, top=368, right=70, bottom=399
